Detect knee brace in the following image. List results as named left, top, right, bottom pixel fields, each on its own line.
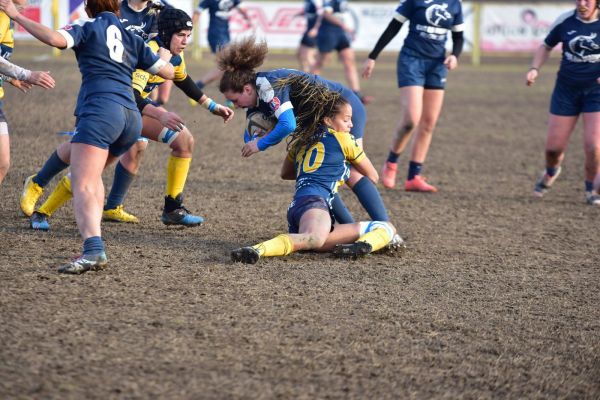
left=359, top=221, right=394, bottom=238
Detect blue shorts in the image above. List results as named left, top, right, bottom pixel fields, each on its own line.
left=341, top=87, right=366, bottom=139
left=72, top=98, right=142, bottom=157
left=397, top=47, right=447, bottom=89
left=300, top=31, right=317, bottom=48
left=317, top=29, right=351, bottom=53
left=287, top=195, right=333, bottom=234
left=550, top=79, right=600, bottom=116
left=208, top=33, right=230, bottom=54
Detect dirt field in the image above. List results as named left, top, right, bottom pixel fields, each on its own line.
left=1, top=44, right=598, bottom=399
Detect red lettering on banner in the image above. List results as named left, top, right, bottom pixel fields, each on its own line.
left=230, top=7, right=306, bottom=34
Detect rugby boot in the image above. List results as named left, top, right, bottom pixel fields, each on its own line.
left=533, top=167, right=562, bottom=197
left=585, top=191, right=600, bottom=206
left=332, top=241, right=373, bottom=260
left=20, top=174, right=44, bottom=216
left=30, top=211, right=50, bottom=231
left=231, top=247, right=260, bottom=264
left=57, top=252, right=107, bottom=274
left=161, top=194, right=204, bottom=227
left=405, top=175, right=438, bottom=193
left=103, top=205, right=139, bottom=223
left=385, top=233, right=406, bottom=253
left=381, top=161, right=398, bottom=189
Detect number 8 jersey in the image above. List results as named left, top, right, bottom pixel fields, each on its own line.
left=57, top=11, right=165, bottom=114
left=288, top=126, right=365, bottom=204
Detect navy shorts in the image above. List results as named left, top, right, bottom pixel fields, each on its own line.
left=550, top=79, right=600, bottom=116
left=300, top=31, right=317, bottom=48
left=208, top=33, right=230, bottom=54
left=317, top=29, right=351, bottom=53
left=397, top=47, right=447, bottom=89
left=341, top=87, right=366, bottom=139
left=287, top=195, right=333, bottom=234
left=72, top=98, right=142, bottom=157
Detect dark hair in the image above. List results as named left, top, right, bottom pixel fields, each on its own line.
left=274, top=75, right=348, bottom=154
left=84, top=0, right=120, bottom=17
left=217, top=35, right=268, bottom=93
left=157, top=8, right=192, bottom=46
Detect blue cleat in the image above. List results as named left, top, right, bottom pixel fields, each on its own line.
left=161, top=194, right=204, bottom=227
left=58, top=252, right=107, bottom=274
left=30, top=211, right=50, bottom=231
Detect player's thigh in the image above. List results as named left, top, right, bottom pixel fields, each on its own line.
left=141, top=114, right=170, bottom=142
left=298, top=208, right=333, bottom=245
left=399, top=86, right=424, bottom=124
left=582, top=111, right=600, bottom=149
left=0, top=133, right=9, bottom=169
left=420, top=88, right=445, bottom=127
left=546, top=114, right=578, bottom=150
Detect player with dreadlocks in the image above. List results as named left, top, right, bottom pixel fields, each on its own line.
left=219, top=35, right=392, bottom=232
left=24, top=8, right=234, bottom=231
left=231, top=75, right=397, bottom=264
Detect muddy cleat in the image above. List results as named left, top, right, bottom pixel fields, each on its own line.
left=386, top=233, right=406, bottom=252
left=57, top=252, right=107, bottom=275
left=332, top=241, right=373, bottom=260
left=585, top=191, right=600, bottom=206
left=533, top=167, right=562, bottom=197
left=103, top=205, right=139, bottom=223
left=30, top=211, right=50, bottom=231
left=231, top=247, right=260, bottom=264
left=405, top=175, right=438, bottom=193
left=20, top=175, right=44, bottom=216
left=381, top=161, right=398, bottom=189
left=161, top=194, right=204, bottom=227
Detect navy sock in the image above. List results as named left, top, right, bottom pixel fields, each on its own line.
left=352, top=176, right=389, bottom=221
left=407, top=161, right=423, bottom=181
left=105, top=162, right=135, bottom=210
left=34, top=151, right=69, bottom=187
left=83, top=236, right=104, bottom=256
left=546, top=166, right=559, bottom=177
left=585, top=181, right=593, bottom=192
left=331, top=192, right=354, bottom=224
left=387, top=151, right=400, bottom=164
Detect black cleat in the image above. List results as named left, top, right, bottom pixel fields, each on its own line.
left=231, top=247, right=260, bottom=264
left=332, top=241, right=373, bottom=260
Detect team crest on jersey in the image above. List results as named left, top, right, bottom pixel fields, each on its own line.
left=425, top=3, right=451, bottom=26
left=269, top=97, right=281, bottom=111
left=567, top=33, right=600, bottom=62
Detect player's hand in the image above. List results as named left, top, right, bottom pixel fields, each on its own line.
left=526, top=68, right=538, bottom=86
left=159, top=110, right=185, bottom=131
left=10, top=79, right=32, bottom=93
left=0, top=0, right=19, bottom=18
left=28, top=71, right=55, bottom=89
left=158, top=47, right=172, bottom=62
left=214, top=104, right=234, bottom=123
left=362, top=59, right=375, bottom=79
left=444, top=55, right=458, bottom=70
left=241, top=139, right=259, bottom=157
left=307, top=27, right=318, bottom=38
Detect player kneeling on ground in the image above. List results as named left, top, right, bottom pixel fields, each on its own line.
left=231, top=76, right=400, bottom=264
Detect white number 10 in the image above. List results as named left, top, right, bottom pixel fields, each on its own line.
left=106, top=25, right=124, bottom=63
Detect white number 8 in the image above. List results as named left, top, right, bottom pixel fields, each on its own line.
left=106, top=25, right=124, bottom=63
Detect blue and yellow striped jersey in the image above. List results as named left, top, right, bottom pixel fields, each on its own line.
left=0, top=11, right=15, bottom=99
left=132, top=40, right=187, bottom=98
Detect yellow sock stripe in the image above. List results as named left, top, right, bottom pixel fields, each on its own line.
left=38, top=175, right=72, bottom=217
left=166, top=155, right=191, bottom=198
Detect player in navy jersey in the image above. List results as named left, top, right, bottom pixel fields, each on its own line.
left=192, top=0, right=251, bottom=91
left=311, top=0, right=372, bottom=105
left=5, top=0, right=174, bottom=274
left=231, top=76, right=398, bottom=264
left=27, top=8, right=234, bottom=231
left=527, top=0, right=600, bottom=206
left=363, top=0, right=464, bottom=193
left=217, top=36, right=392, bottom=229
left=295, top=0, right=323, bottom=72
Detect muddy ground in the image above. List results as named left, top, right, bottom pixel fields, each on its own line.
left=0, top=44, right=598, bottom=399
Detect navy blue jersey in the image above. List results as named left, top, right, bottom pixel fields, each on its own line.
left=544, top=10, right=600, bottom=86
left=304, top=0, right=323, bottom=31
left=119, top=1, right=164, bottom=41
left=395, top=0, right=464, bottom=59
left=321, top=0, right=349, bottom=32
left=289, top=127, right=364, bottom=202
left=58, top=12, right=165, bottom=113
left=254, top=69, right=347, bottom=118
left=197, top=0, right=242, bottom=39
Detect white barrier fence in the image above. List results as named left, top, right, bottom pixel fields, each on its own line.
left=16, top=1, right=573, bottom=52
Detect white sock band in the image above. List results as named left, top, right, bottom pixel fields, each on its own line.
left=158, top=127, right=180, bottom=145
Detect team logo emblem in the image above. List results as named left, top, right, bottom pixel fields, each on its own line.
left=425, top=4, right=451, bottom=26
left=269, top=97, right=281, bottom=111
left=568, top=33, right=600, bottom=60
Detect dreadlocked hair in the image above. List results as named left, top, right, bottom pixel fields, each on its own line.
left=218, top=36, right=268, bottom=93
left=273, top=75, right=347, bottom=155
